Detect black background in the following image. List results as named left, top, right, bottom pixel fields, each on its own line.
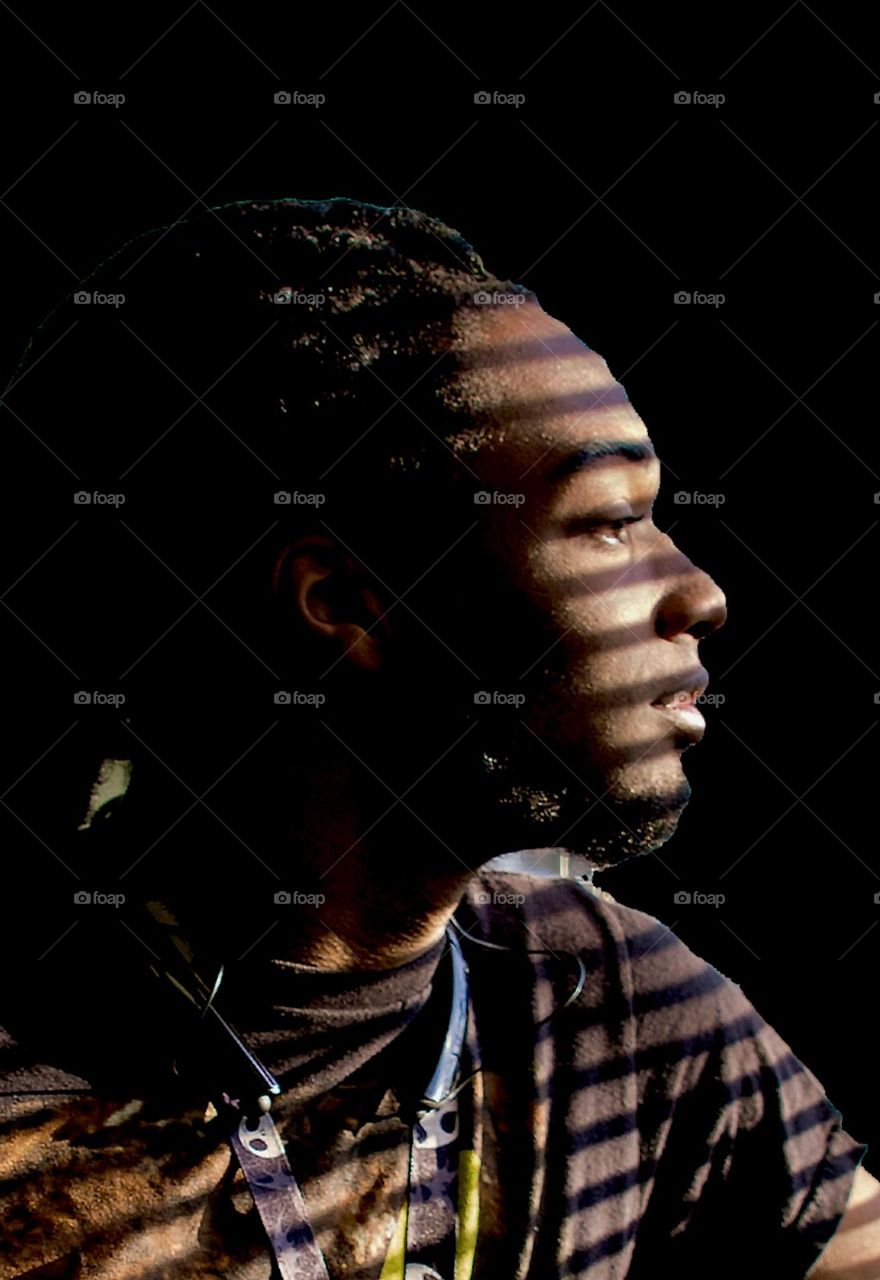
left=0, top=3, right=877, bottom=1152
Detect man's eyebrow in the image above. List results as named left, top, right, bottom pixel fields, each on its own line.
left=545, top=439, right=657, bottom=485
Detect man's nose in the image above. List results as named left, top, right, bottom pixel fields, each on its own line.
left=654, top=541, right=728, bottom=641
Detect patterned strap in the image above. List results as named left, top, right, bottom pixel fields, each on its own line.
left=405, top=1092, right=463, bottom=1277
left=226, top=1088, right=474, bottom=1280
left=228, top=1106, right=331, bottom=1280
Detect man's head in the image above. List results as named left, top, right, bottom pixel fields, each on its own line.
left=9, top=197, right=726, bottom=883
left=293, top=294, right=728, bottom=877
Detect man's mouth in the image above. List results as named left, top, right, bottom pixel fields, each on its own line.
left=652, top=689, right=701, bottom=709
left=650, top=668, right=709, bottom=710
left=649, top=669, right=710, bottom=742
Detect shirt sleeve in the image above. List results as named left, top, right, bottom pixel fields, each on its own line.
left=645, top=967, right=871, bottom=1279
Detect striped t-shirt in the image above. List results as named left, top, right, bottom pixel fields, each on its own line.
left=0, top=868, right=869, bottom=1279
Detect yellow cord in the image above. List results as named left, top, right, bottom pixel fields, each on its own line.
left=379, top=1194, right=408, bottom=1280
left=379, top=1147, right=481, bottom=1280
left=455, top=1149, right=481, bottom=1280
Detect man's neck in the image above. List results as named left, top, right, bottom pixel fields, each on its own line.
left=275, top=857, right=477, bottom=971
left=247, top=746, right=487, bottom=971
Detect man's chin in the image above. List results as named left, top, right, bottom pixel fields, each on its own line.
left=478, top=763, right=692, bottom=871
left=552, top=780, right=691, bottom=868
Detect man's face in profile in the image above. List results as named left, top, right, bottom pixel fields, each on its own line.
left=371, top=299, right=729, bottom=873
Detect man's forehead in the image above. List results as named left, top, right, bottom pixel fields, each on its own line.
left=450, top=300, right=650, bottom=471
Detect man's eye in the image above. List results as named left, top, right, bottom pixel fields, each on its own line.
left=574, top=515, right=646, bottom=547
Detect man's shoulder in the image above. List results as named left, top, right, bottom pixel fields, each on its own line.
left=463, top=863, right=656, bottom=950
left=463, top=862, right=714, bottom=977
left=462, top=866, right=764, bottom=1051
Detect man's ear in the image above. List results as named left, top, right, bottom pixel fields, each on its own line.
left=272, top=535, right=392, bottom=671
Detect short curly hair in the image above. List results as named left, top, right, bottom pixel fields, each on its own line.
left=5, top=197, right=539, bottom=694
left=6, top=196, right=535, bottom=563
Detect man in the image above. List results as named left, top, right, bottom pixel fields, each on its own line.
left=0, top=197, right=875, bottom=1279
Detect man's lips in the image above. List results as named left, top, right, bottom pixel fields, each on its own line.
left=653, top=690, right=702, bottom=709
left=649, top=668, right=710, bottom=743
left=650, top=668, right=710, bottom=709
